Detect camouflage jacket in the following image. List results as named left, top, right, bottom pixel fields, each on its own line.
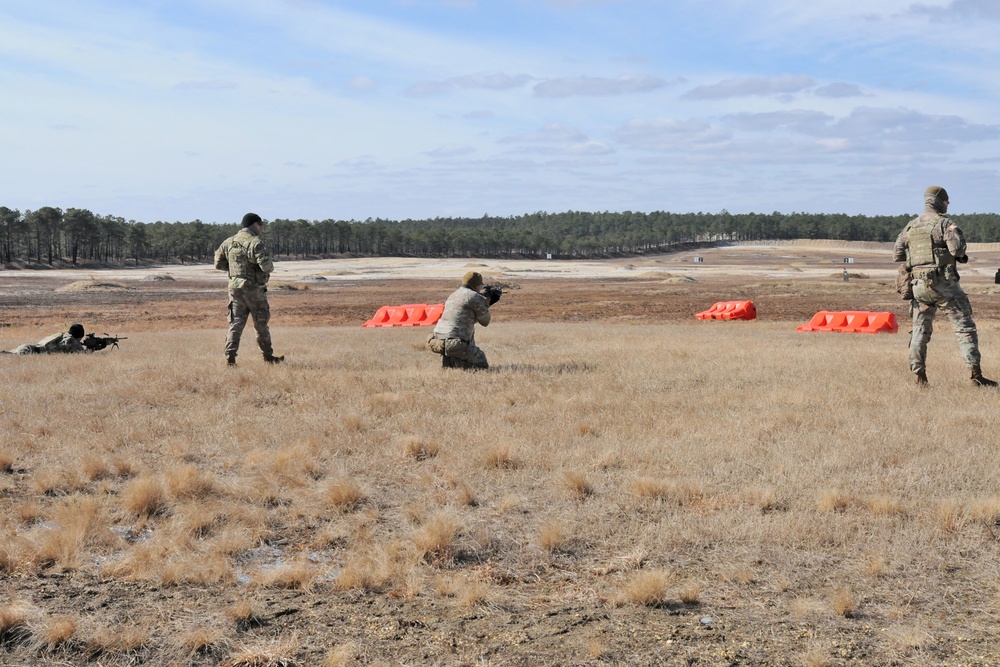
left=893, top=209, right=967, bottom=278
left=214, top=228, right=273, bottom=290
left=432, top=286, right=491, bottom=342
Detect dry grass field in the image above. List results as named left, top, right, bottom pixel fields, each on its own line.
left=3, top=244, right=1000, bottom=666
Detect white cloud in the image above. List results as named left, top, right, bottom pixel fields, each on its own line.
left=682, top=75, right=816, bottom=100
left=499, top=122, right=589, bottom=144
left=405, top=72, right=531, bottom=96
left=815, top=82, right=865, bottom=98
left=908, top=0, right=1000, bottom=20
left=614, top=118, right=731, bottom=151
left=347, top=76, right=377, bottom=92
left=533, top=75, right=673, bottom=97
left=425, top=144, right=477, bottom=157
left=723, top=110, right=834, bottom=134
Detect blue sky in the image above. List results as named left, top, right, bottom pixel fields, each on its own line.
left=2, top=0, right=998, bottom=223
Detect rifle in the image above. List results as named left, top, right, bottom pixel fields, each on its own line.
left=482, top=284, right=504, bottom=306
left=82, top=333, right=127, bottom=351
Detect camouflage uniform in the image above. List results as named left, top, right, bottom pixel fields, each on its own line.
left=428, top=282, right=492, bottom=369
left=214, top=223, right=277, bottom=362
left=4, top=332, right=85, bottom=355
left=893, top=187, right=992, bottom=385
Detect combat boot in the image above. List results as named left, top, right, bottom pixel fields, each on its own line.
left=226, top=354, right=236, bottom=366
left=264, top=355, right=285, bottom=364
left=441, top=355, right=456, bottom=368
left=915, top=370, right=928, bottom=386
left=970, top=366, right=998, bottom=387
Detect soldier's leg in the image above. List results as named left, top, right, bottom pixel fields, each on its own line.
left=445, top=339, right=488, bottom=369
left=245, top=289, right=274, bottom=357
left=909, top=301, right=934, bottom=375
left=942, top=293, right=981, bottom=369
left=463, top=342, right=488, bottom=369
left=225, top=291, right=251, bottom=358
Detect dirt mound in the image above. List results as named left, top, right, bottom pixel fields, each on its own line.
left=143, top=274, right=175, bottom=281
left=56, top=280, right=133, bottom=292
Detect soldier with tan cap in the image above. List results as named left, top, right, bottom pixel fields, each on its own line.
left=893, top=186, right=996, bottom=387
left=427, top=271, right=496, bottom=369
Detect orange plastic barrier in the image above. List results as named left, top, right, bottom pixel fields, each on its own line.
left=695, top=300, right=757, bottom=321
left=796, top=311, right=898, bottom=334
left=362, top=303, right=445, bottom=328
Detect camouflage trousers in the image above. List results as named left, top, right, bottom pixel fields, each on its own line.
left=225, top=286, right=274, bottom=359
left=909, top=273, right=980, bottom=374
left=8, top=344, right=44, bottom=355
left=427, top=334, right=489, bottom=369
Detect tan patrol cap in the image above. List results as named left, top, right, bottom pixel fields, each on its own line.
left=461, top=271, right=483, bottom=289
left=924, top=185, right=949, bottom=202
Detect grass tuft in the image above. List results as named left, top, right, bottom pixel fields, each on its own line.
left=402, top=436, right=440, bottom=460
left=325, top=477, right=367, bottom=511
left=620, top=570, right=672, bottom=607
left=412, top=511, right=462, bottom=563
left=831, top=587, right=857, bottom=617
left=483, top=445, right=520, bottom=469
left=121, top=475, right=170, bottom=517
left=562, top=470, right=594, bottom=499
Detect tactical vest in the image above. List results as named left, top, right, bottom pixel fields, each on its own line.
left=906, top=220, right=936, bottom=269
left=226, top=238, right=252, bottom=281
left=222, top=232, right=268, bottom=289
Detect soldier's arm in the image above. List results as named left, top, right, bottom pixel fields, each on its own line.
left=892, top=228, right=908, bottom=263
left=472, top=294, right=491, bottom=327
left=213, top=243, right=229, bottom=271
left=942, top=218, right=967, bottom=259
left=251, top=239, right=274, bottom=274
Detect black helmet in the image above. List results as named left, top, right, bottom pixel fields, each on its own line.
left=69, top=323, right=85, bottom=339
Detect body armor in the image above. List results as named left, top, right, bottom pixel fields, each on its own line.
left=906, top=221, right=936, bottom=269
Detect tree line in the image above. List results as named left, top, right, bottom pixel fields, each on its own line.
left=3, top=206, right=1000, bottom=266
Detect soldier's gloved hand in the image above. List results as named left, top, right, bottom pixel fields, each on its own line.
left=956, top=255, right=969, bottom=263
left=483, top=285, right=502, bottom=305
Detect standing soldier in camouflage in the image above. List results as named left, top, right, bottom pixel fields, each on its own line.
left=894, top=186, right=996, bottom=387
left=427, top=271, right=497, bottom=369
left=214, top=212, right=284, bottom=366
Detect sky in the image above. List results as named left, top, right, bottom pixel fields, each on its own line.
left=2, top=0, right=999, bottom=224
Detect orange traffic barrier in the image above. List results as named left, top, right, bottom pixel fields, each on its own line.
left=796, top=311, right=898, bottom=334
left=362, top=303, right=445, bottom=328
left=695, top=300, right=757, bottom=321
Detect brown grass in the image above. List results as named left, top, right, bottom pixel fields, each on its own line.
left=832, top=587, right=857, bottom=617
left=5, top=300, right=1000, bottom=664
left=324, top=476, right=368, bottom=511
left=562, top=470, right=593, bottom=499
left=0, top=601, right=33, bottom=646
left=538, top=520, right=570, bottom=553
left=620, top=570, right=673, bottom=606
left=120, top=474, right=170, bottom=517
left=412, top=511, right=462, bottom=563
left=32, top=614, right=78, bottom=651
left=222, top=635, right=298, bottom=667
